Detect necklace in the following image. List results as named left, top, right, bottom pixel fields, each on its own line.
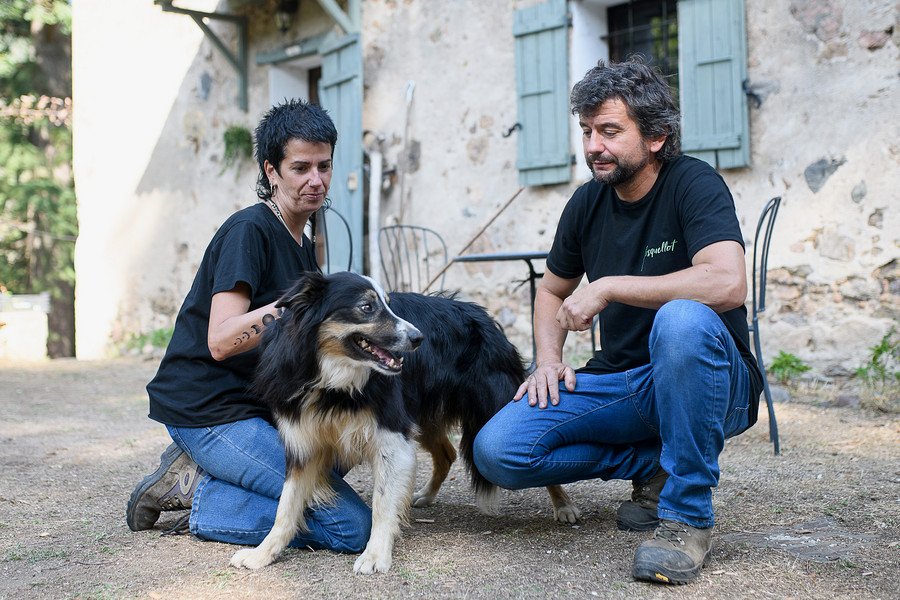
left=267, top=198, right=302, bottom=247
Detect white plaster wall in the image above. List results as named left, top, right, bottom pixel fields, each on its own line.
left=73, top=0, right=334, bottom=358
left=361, top=0, right=580, bottom=363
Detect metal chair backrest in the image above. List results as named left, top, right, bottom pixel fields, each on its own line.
left=313, top=206, right=353, bottom=274
left=378, top=224, right=448, bottom=293
left=749, top=196, right=782, bottom=455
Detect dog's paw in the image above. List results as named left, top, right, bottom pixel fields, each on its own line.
left=230, top=547, right=274, bottom=570
left=411, top=490, right=436, bottom=508
left=352, top=549, right=392, bottom=574
left=554, top=503, right=582, bottom=524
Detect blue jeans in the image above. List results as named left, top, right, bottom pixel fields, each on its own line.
left=167, top=417, right=371, bottom=552
left=474, top=300, right=752, bottom=529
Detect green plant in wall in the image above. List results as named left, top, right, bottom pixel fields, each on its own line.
left=221, top=125, right=253, bottom=174
left=854, top=326, right=900, bottom=392
left=768, top=350, right=810, bottom=385
left=124, top=326, right=174, bottom=353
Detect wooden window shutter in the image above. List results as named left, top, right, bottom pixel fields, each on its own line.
left=678, top=0, right=750, bottom=169
left=319, top=33, right=364, bottom=273
left=513, top=0, right=571, bottom=186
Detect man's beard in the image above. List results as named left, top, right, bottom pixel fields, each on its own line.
left=586, top=151, right=648, bottom=187
left=585, top=139, right=650, bottom=187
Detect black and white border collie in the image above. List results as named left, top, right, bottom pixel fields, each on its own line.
left=230, top=271, right=579, bottom=574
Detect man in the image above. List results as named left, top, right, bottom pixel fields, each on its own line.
left=473, top=59, right=763, bottom=584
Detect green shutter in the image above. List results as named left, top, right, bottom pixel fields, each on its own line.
left=513, top=0, right=570, bottom=186
left=319, top=33, right=363, bottom=273
left=678, top=0, right=750, bottom=169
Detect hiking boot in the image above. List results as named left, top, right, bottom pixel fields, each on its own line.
left=632, top=519, right=713, bottom=585
left=126, top=443, right=203, bottom=531
left=616, top=467, right=668, bottom=531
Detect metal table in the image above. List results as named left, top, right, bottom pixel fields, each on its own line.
left=453, top=251, right=549, bottom=366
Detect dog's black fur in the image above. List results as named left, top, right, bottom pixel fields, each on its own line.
left=230, top=271, right=579, bottom=575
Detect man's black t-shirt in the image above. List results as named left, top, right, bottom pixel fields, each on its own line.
left=546, top=155, right=763, bottom=418
left=147, top=202, right=318, bottom=427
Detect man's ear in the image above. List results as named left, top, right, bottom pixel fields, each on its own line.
left=648, top=135, right=667, bottom=155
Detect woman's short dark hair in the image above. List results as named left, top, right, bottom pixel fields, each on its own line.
left=570, top=58, right=681, bottom=163
left=254, top=99, right=339, bottom=200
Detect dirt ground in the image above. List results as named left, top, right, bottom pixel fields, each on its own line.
left=1, top=357, right=898, bottom=600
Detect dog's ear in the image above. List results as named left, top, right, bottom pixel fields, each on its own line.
left=277, top=271, right=328, bottom=311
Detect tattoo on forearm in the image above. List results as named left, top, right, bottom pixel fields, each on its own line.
left=233, top=307, right=285, bottom=346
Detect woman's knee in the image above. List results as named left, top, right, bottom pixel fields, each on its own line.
left=329, top=503, right=372, bottom=554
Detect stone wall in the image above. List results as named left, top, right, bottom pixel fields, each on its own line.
left=724, top=0, right=900, bottom=376
left=72, top=0, right=900, bottom=378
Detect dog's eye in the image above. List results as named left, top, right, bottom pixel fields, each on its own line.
left=360, top=303, right=374, bottom=313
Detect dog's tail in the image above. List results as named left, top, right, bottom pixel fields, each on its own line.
left=456, top=331, right=526, bottom=515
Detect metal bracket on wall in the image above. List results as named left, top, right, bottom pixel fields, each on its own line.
left=742, top=79, right=763, bottom=109
left=156, top=0, right=249, bottom=111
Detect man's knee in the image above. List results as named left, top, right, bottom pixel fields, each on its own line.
left=474, top=427, right=522, bottom=490
left=652, top=300, right=721, bottom=346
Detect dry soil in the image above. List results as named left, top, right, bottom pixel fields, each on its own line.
left=1, top=358, right=898, bottom=600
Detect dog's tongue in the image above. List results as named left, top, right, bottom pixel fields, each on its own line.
left=370, top=343, right=401, bottom=369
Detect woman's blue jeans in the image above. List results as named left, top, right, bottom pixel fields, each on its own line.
left=473, top=300, right=752, bottom=529
left=167, top=417, right=371, bottom=552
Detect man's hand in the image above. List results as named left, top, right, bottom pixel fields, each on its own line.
left=556, top=279, right=610, bottom=331
left=513, top=361, right=577, bottom=409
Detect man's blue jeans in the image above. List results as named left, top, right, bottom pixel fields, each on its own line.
left=167, top=417, right=371, bottom=552
left=473, top=300, right=753, bottom=529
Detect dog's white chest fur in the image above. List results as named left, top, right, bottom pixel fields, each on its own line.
left=279, top=399, right=382, bottom=468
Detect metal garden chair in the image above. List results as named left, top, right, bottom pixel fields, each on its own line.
left=313, top=206, right=353, bottom=274
left=749, top=196, right=782, bottom=455
left=378, top=224, right=448, bottom=293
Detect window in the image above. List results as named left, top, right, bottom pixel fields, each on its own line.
left=607, top=0, right=679, bottom=100
left=513, top=0, right=749, bottom=182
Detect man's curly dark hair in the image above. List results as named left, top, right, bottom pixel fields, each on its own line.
left=570, top=58, right=681, bottom=163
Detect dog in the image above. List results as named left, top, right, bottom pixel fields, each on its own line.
left=230, top=271, right=580, bottom=575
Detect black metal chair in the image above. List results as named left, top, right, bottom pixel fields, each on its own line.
left=313, top=206, right=353, bottom=274
left=749, top=196, right=782, bottom=455
left=589, top=197, right=783, bottom=454
left=378, top=224, right=448, bottom=293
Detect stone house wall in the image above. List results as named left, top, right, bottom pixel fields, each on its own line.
left=72, top=0, right=899, bottom=378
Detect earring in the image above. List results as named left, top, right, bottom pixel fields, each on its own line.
left=270, top=182, right=278, bottom=198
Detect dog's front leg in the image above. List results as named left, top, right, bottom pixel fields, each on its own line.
left=231, top=460, right=319, bottom=570
left=353, top=433, right=416, bottom=574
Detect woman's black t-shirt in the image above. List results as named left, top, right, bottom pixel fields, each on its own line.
left=147, top=202, right=318, bottom=427
left=546, top=155, right=763, bottom=419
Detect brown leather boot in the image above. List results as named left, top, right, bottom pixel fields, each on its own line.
left=632, top=519, right=713, bottom=584
left=126, top=443, right=203, bottom=531
left=616, top=466, right=668, bottom=531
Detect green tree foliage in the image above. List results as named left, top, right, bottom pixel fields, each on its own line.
left=0, top=0, right=75, bottom=356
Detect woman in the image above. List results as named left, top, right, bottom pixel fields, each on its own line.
left=125, top=100, right=371, bottom=553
